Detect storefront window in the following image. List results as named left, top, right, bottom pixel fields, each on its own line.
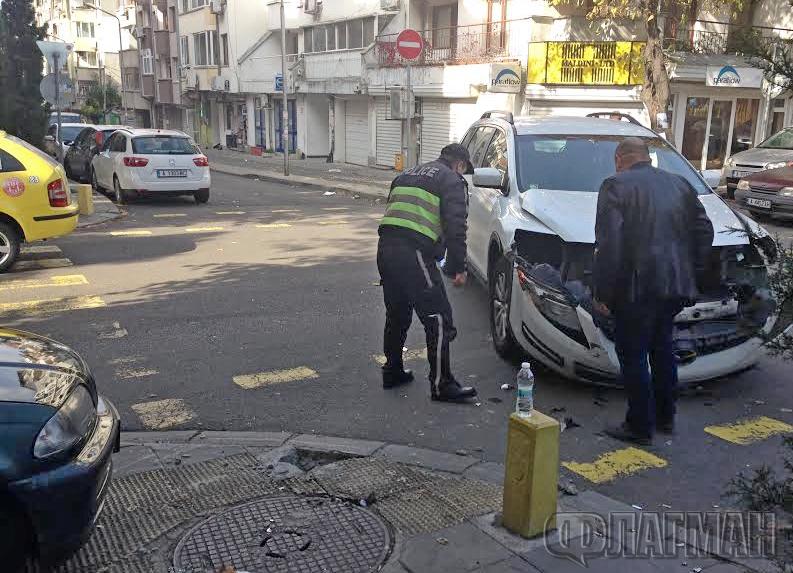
left=681, top=97, right=709, bottom=168
left=730, top=98, right=760, bottom=155
left=706, top=100, right=732, bottom=169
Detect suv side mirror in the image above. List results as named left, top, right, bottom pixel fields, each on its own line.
left=473, top=167, right=506, bottom=191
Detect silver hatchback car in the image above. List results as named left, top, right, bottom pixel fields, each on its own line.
left=720, top=127, right=793, bottom=198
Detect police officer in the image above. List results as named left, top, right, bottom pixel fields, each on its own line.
left=377, top=143, right=477, bottom=402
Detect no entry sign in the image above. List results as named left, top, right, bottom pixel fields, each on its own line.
left=396, top=29, right=423, bottom=60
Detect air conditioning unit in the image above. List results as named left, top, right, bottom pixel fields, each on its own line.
left=380, top=0, right=400, bottom=10
left=212, top=75, right=230, bottom=91
left=303, top=0, right=321, bottom=14
left=389, top=88, right=413, bottom=119
left=210, top=0, right=224, bottom=14
left=185, top=72, right=199, bottom=90
left=134, top=26, right=145, bottom=39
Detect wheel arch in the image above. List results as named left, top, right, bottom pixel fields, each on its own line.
left=487, top=233, right=505, bottom=279
left=0, top=211, right=26, bottom=242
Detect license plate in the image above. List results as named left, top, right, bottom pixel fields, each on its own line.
left=156, top=169, right=188, bottom=178
left=747, top=197, right=772, bottom=209
left=733, top=170, right=752, bottom=178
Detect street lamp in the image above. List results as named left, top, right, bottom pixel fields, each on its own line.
left=84, top=3, right=129, bottom=125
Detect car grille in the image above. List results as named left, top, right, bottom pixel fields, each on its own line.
left=749, top=186, right=779, bottom=196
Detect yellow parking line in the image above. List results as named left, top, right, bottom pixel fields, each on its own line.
left=0, top=295, right=106, bottom=317
left=562, top=447, right=668, bottom=484
left=131, top=398, right=196, bottom=430
left=110, top=230, right=152, bottom=236
left=0, top=274, right=88, bottom=292
left=256, top=223, right=292, bottom=229
left=20, top=245, right=63, bottom=255
left=372, top=348, right=427, bottom=366
left=153, top=213, right=187, bottom=218
left=185, top=226, right=224, bottom=233
left=318, top=221, right=349, bottom=226
left=216, top=211, right=246, bottom=215
left=704, top=416, right=793, bottom=445
left=13, top=258, right=73, bottom=271
left=233, top=366, right=319, bottom=389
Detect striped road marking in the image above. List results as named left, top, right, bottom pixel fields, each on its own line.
left=216, top=211, right=246, bottom=215
left=256, top=223, right=292, bottom=229
left=233, top=366, right=318, bottom=389
left=185, top=226, right=224, bottom=233
left=21, top=245, right=63, bottom=255
left=131, top=398, right=196, bottom=430
left=13, top=258, right=73, bottom=271
left=318, top=221, right=349, bottom=226
left=372, top=347, right=427, bottom=366
left=0, top=295, right=106, bottom=317
left=704, top=416, right=793, bottom=445
left=0, top=274, right=88, bottom=292
left=562, top=447, right=668, bottom=484
left=110, top=230, right=152, bottom=236
left=153, top=213, right=187, bottom=218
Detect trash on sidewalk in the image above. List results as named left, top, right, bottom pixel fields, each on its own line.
left=323, top=191, right=336, bottom=196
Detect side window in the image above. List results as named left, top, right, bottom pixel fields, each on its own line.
left=483, top=130, right=508, bottom=178
left=0, top=149, right=26, bottom=173
left=102, top=133, right=116, bottom=152
left=460, top=128, right=476, bottom=149
left=468, top=127, right=496, bottom=169
left=111, top=135, right=127, bottom=152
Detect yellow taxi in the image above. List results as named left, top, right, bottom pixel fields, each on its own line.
left=0, top=130, right=78, bottom=272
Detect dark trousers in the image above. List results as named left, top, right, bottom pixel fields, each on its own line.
left=377, top=236, right=457, bottom=394
left=614, top=299, right=683, bottom=437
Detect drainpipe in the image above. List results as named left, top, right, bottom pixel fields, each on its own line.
left=327, top=94, right=335, bottom=163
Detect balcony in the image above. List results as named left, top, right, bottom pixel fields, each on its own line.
left=155, top=29, right=171, bottom=56
left=374, top=19, right=528, bottom=67
left=304, top=49, right=362, bottom=80
left=663, top=20, right=793, bottom=55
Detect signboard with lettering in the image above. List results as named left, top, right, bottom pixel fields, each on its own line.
left=489, top=63, right=522, bottom=93
left=705, top=65, right=763, bottom=88
left=527, top=42, right=645, bottom=86
left=275, top=73, right=283, bottom=92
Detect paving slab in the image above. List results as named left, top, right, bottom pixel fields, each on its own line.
left=376, top=444, right=480, bottom=474
left=464, top=461, right=506, bottom=485
left=473, top=557, right=543, bottom=572
left=149, top=443, right=248, bottom=466
left=113, top=445, right=163, bottom=478
left=471, top=511, right=592, bottom=557
left=399, top=522, right=513, bottom=573
left=195, top=430, right=292, bottom=447
left=120, top=430, right=197, bottom=445
left=703, top=564, right=751, bottom=572
left=289, top=433, right=385, bottom=456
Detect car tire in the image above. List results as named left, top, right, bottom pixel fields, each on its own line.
left=489, top=254, right=522, bottom=361
left=0, top=499, right=33, bottom=572
left=0, top=221, right=21, bottom=274
left=194, top=189, right=210, bottom=204
left=91, top=169, right=104, bottom=193
left=113, top=176, right=127, bottom=206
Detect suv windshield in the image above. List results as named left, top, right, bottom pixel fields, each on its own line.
left=515, top=135, right=711, bottom=195
left=132, top=136, right=199, bottom=155
left=61, top=126, right=86, bottom=143
left=758, top=128, right=793, bottom=150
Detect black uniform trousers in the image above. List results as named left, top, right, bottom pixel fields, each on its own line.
left=377, top=234, right=457, bottom=393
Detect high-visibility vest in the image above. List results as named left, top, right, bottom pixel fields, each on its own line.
left=380, top=186, right=442, bottom=242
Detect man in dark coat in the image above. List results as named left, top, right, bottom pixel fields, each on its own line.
left=594, top=137, right=715, bottom=444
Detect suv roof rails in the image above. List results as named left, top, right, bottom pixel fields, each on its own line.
left=481, top=110, right=514, bottom=124
left=585, top=112, right=642, bottom=126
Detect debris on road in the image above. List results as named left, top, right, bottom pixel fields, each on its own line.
left=436, top=537, right=449, bottom=545
left=500, top=383, right=513, bottom=391
left=323, top=191, right=336, bottom=196
left=558, top=479, right=578, bottom=496
left=781, top=408, right=793, bottom=413
left=631, top=504, right=643, bottom=510
left=563, top=417, right=581, bottom=430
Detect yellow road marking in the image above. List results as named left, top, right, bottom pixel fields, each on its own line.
left=256, top=223, right=292, bottom=229
left=185, top=226, right=224, bottom=233
left=0, top=274, right=88, bottom=292
left=13, top=258, right=73, bottom=271
left=110, top=230, right=152, bottom=236
left=562, top=447, right=668, bottom=484
left=131, top=399, right=196, bottom=430
left=372, top=348, right=427, bottom=366
left=21, top=245, right=62, bottom=254
left=0, top=295, right=106, bottom=317
left=704, top=416, right=793, bottom=445
left=233, top=366, right=319, bottom=389
left=153, top=213, right=187, bottom=218
left=318, top=221, right=349, bottom=226
left=216, top=211, right=246, bottom=215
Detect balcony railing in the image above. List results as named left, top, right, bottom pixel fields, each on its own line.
left=375, top=19, right=525, bottom=67
left=663, top=20, right=793, bottom=55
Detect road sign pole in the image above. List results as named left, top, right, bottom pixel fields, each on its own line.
left=396, top=29, right=423, bottom=170
left=55, top=52, right=63, bottom=164
left=406, top=62, right=413, bottom=168
left=280, top=0, right=289, bottom=177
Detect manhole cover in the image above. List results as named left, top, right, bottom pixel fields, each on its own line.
left=173, top=496, right=391, bottom=572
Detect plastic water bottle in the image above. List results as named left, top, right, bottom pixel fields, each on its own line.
left=516, top=362, right=534, bottom=418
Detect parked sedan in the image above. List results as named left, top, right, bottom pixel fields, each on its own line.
left=721, top=126, right=793, bottom=198
left=91, top=128, right=211, bottom=205
left=43, top=123, right=91, bottom=160
left=0, top=328, right=120, bottom=570
left=64, top=125, right=128, bottom=183
left=735, top=165, right=793, bottom=221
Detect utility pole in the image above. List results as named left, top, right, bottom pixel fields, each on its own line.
left=55, top=52, right=64, bottom=164
left=280, top=0, right=290, bottom=176
left=85, top=3, right=129, bottom=124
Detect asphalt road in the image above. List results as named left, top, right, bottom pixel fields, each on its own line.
left=2, top=171, right=792, bottom=513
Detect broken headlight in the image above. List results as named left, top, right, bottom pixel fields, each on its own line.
left=517, top=268, right=584, bottom=338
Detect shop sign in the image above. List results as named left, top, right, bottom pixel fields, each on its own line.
left=489, top=63, right=522, bottom=93
left=528, top=41, right=644, bottom=86
left=706, top=65, right=763, bottom=88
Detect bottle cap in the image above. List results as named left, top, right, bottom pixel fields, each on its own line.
left=521, top=362, right=530, bottom=369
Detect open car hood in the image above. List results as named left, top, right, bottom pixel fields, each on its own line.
left=520, top=191, right=755, bottom=246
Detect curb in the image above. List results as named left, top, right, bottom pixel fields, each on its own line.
left=210, top=164, right=388, bottom=201
left=77, top=208, right=124, bottom=229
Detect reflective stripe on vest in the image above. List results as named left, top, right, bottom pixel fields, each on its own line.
left=381, top=186, right=442, bottom=241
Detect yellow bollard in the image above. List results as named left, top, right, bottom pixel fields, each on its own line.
left=502, top=411, right=560, bottom=538
left=75, top=184, right=94, bottom=216
left=394, top=152, right=404, bottom=172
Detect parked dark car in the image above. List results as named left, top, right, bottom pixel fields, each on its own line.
left=64, top=125, right=128, bottom=183
left=735, top=165, right=793, bottom=221
left=0, top=328, right=120, bottom=570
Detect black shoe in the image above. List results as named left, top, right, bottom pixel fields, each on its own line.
left=432, top=377, right=477, bottom=402
left=657, top=420, right=675, bottom=435
left=383, top=368, right=414, bottom=389
left=604, top=423, right=652, bottom=446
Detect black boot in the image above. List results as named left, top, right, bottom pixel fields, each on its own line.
left=432, top=377, right=477, bottom=402
left=383, top=368, right=414, bottom=389
left=604, top=422, right=652, bottom=446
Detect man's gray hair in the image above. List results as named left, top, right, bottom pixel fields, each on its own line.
left=615, top=137, right=650, bottom=160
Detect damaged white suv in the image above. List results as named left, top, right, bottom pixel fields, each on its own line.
left=462, top=112, right=790, bottom=384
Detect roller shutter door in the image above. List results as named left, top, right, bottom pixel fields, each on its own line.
left=345, top=98, right=370, bottom=166
left=376, top=97, right=402, bottom=168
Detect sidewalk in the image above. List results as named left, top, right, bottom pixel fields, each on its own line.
left=76, top=191, right=123, bottom=229
left=49, top=430, right=775, bottom=573
left=205, top=148, right=394, bottom=200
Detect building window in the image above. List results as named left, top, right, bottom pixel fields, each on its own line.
left=168, top=7, right=176, bottom=31
left=180, top=36, right=190, bottom=65
left=305, top=18, right=376, bottom=53
left=75, top=21, right=95, bottom=38
left=142, top=49, right=153, bottom=75
left=77, top=51, right=98, bottom=67
left=124, top=70, right=140, bottom=90
left=221, top=33, right=229, bottom=66
left=190, top=0, right=207, bottom=9
left=78, top=80, right=98, bottom=97
left=348, top=20, right=363, bottom=49
left=304, top=28, right=313, bottom=52
left=337, top=23, right=347, bottom=49
left=327, top=26, right=336, bottom=50
left=193, top=31, right=218, bottom=66
left=770, top=98, right=786, bottom=135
